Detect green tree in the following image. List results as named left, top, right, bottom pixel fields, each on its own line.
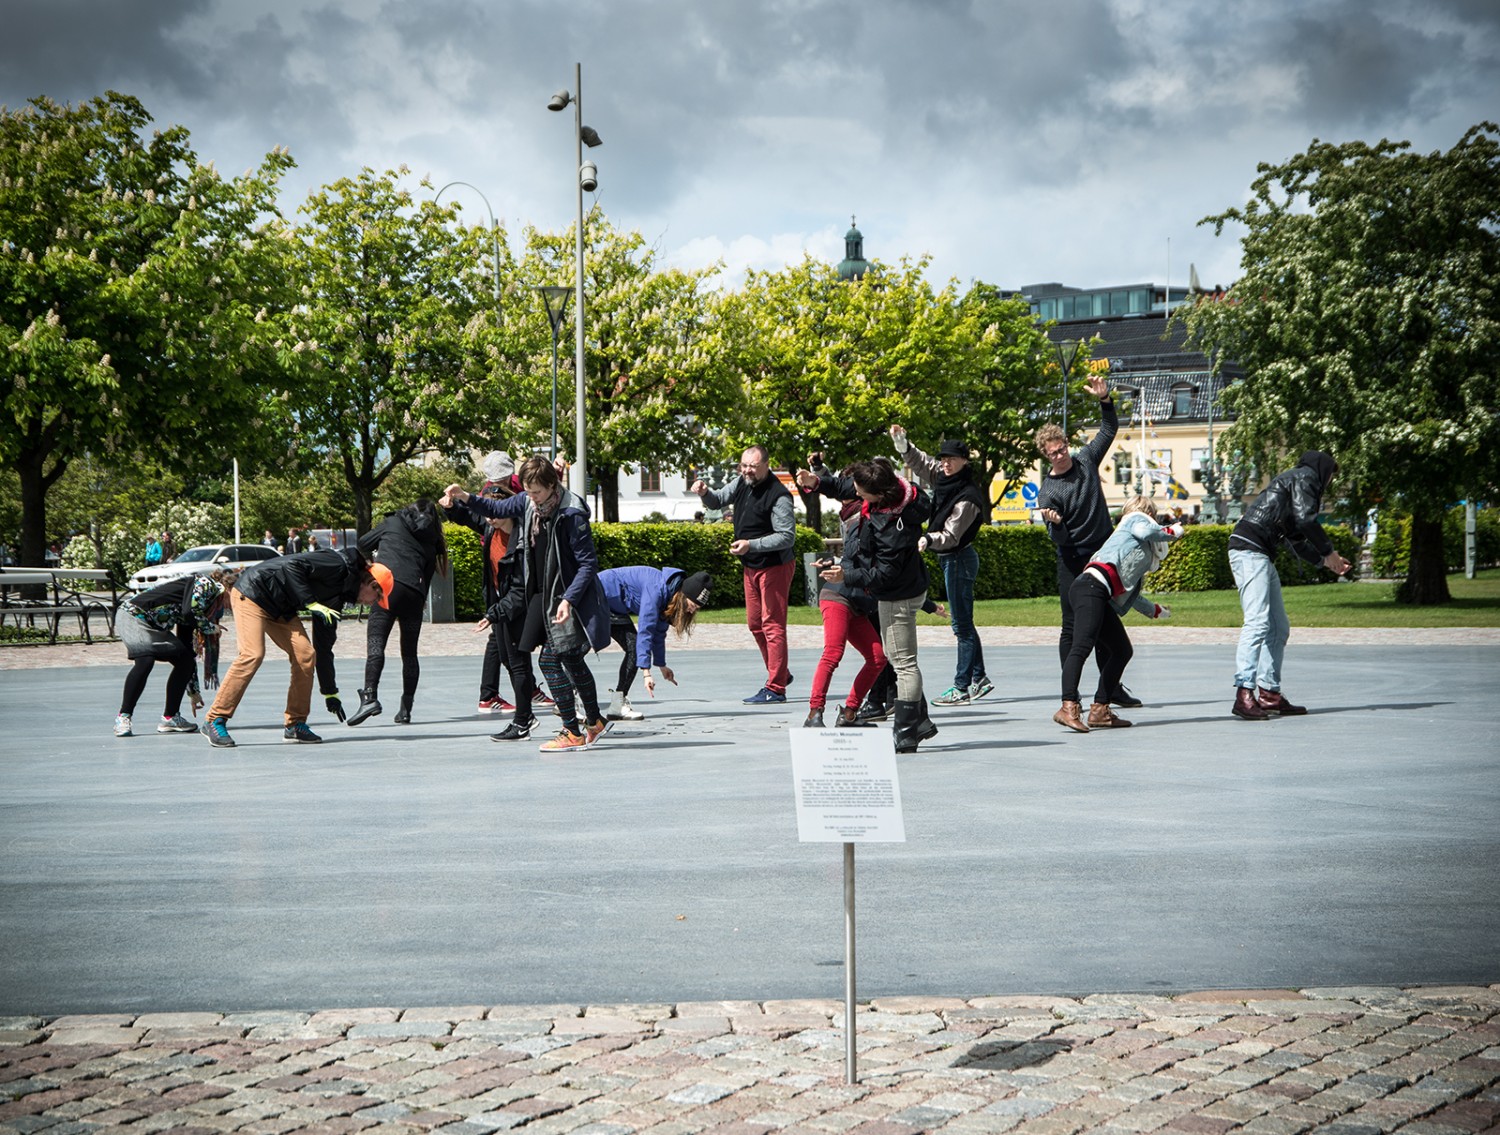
left=1178, top=124, right=1500, bottom=604
left=277, top=166, right=513, bottom=534
left=0, top=92, right=297, bottom=566
left=518, top=212, right=737, bottom=521
left=717, top=255, right=970, bottom=529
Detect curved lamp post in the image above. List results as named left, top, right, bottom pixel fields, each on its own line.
left=547, top=64, right=603, bottom=499
left=537, top=286, right=571, bottom=460
left=433, top=181, right=501, bottom=313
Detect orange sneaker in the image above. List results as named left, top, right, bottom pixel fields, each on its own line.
left=583, top=718, right=613, bottom=748
left=539, top=728, right=588, bottom=751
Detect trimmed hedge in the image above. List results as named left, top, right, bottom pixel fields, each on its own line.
left=1144, top=523, right=1360, bottom=591
left=444, top=522, right=484, bottom=619
left=923, top=525, right=1057, bottom=601
left=1369, top=506, right=1499, bottom=578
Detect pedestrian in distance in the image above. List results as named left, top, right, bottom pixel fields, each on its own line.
left=345, top=500, right=448, bottom=727
left=114, top=567, right=238, bottom=738
left=285, top=527, right=302, bottom=555
left=799, top=456, right=938, bottom=753
left=691, top=445, right=797, bottom=705
left=889, top=425, right=994, bottom=707
left=1054, top=497, right=1183, bottom=733
left=597, top=566, right=713, bottom=721
left=200, top=549, right=391, bottom=748
left=444, top=455, right=613, bottom=752
left=1228, top=451, right=1351, bottom=720
left=1035, top=368, right=1143, bottom=709
left=261, top=530, right=276, bottom=548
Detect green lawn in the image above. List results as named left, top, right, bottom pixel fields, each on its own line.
left=697, top=571, right=1500, bottom=629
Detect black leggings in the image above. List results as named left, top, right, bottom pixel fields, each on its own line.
left=120, top=623, right=195, bottom=717
left=609, top=618, right=638, bottom=694
left=1061, top=574, right=1133, bottom=705
left=363, top=581, right=425, bottom=700
left=538, top=645, right=601, bottom=733
left=1057, top=554, right=1116, bottom=688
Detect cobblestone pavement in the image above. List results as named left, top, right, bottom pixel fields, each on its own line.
left=3, top=622, right=1498, bottom=670
left=3, top=988, right=1498, bottom=1135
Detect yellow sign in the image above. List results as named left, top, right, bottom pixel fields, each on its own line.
left=991, top=479, right=1035, bottom=523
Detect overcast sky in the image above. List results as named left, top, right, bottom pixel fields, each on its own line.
left=4, top=0, right=1497, bottom=295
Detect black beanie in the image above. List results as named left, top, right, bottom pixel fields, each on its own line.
left=681, top=571, right=713, bottom=606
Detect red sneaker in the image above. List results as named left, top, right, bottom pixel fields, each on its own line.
left=477, top=697, right=515, bottom=715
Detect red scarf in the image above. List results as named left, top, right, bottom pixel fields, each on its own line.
left=861, top=476, right=917, bottom=519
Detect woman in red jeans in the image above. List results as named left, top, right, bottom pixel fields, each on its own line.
left=804, top=489, right=887, bottom=728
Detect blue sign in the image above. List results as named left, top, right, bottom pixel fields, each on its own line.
left=1021, top=482, right=1039, bottom=505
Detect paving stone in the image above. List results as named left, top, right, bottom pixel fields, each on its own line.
left=43, top=1026, right=146, bottom=1046
left=348, top=1022, right=455, bottom=1040
left=401, top=1008, right=490, bottom=1024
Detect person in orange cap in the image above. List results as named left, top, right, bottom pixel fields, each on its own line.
left=201, top=549, right=387, bottom=748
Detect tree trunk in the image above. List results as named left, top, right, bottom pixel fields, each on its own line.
left=17, top=452, right=49, bottom=569
left=597, top=463, right=620, bottom=523
left=353, top=484, right=373, bottom=538
left=1396, top=511, right=1451, bottom=605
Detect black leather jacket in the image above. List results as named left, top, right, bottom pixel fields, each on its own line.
left=1231, top=454, right=1335, bottom=563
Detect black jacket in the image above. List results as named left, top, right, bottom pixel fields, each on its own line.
left=359, top=506, right=441, bottom=594
left=812, top=471, right=932, bottom=601
left=1230, top=451, right=1337, bottom=563
left=235, top=549, right=367, bottom=620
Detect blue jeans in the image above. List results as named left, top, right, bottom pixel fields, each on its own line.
left=1230, top=549, right=1289, bottom=691
left=941, top=545, right=985, bottom=688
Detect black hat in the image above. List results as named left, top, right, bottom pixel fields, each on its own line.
left=681, top=571, right=713, bottom=606
left=938, top=438, right=970, bottom=460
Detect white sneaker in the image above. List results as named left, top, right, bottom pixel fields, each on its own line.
left=114, top=713, right=133, bottom=738
left=157, top=714, right=197, bottom=733
left=606, top=690, right=645, bottom=721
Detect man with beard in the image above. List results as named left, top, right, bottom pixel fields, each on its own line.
left=890, top=427, right=993, bottom=705
left=691, top=445, right=796, bottom=704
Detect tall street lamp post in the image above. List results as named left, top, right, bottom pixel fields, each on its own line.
left=433, top=181, right=501, bottom=311
left=537, top=286, right=571, bottom=460
left=547, top=64, right=603, bottom=499
left=1054, top=338, right=1081, bottom=438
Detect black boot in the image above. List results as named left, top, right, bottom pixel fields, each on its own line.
left=892, top=699, right=939, bottom=754
left=803, top=707, right=825, bottom=728
left=393, top=696, right=413, bottom=725
left=346, top=688, right=382, bottom=726
left=835, top=705, right=873, bottom=727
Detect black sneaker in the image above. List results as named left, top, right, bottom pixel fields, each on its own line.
left=201, top=718, right=236, bottom=748
left=491, top=718, right=535, bottom=742
left=283, top=722, right=323, bottom=744
left=1111, top=685, right=1144, bottom=709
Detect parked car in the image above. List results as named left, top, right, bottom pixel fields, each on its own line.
left=128, top=543, right=281, bottom=592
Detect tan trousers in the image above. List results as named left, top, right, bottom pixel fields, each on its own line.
left=206, top=591, right=315, bottom=727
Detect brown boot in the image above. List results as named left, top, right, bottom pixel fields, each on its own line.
left=1088, top=702, right=1131, bottom=728
left=1053, top=700, right=1089, bottom=733
left=1258, top=688, right=1307, bottom=715
left=1232, top=687, right=1269, bottom=720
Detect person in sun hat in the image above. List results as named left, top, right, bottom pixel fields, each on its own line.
left=201, top=548, right=388, bottom=749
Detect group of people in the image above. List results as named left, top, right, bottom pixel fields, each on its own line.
left=112, top=381, right=1349, bottom=748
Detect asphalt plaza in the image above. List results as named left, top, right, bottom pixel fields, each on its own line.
left=2, top=631, right=1496, bottom=1018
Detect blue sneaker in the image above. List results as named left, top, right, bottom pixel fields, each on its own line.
left=283, top=721, right=323, bottom=744
left=743, top=687, right=786, bottom=705
left=201, top=718, right=236, bottom=748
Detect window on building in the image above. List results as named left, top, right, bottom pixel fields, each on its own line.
left=1191, top=448, right=1211, bottom=483
left=1114, top=452, right=1134, bottom=486
left=640, top=467, right=662, bottom=494
left=1172, top=387, right=1194, bottom=417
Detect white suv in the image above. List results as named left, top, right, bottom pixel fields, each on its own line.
left=128, top=543, right=281, bottom=592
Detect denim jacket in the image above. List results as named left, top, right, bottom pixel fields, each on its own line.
left=1088, top=512, right=1182, bottom=617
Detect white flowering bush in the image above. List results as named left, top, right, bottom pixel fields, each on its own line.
left=59, top=500, right=231, bottom=584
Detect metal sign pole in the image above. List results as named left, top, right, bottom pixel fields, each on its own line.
left=844, top=840, right=857, bottom=1084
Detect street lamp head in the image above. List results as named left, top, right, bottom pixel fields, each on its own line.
left=579, top=161, right=598, bottom=193
left=537, top=285, right=571, bottom=331
left=547, top=89, right=572, bottom=111
left=580, top=125, right=603, bottom=148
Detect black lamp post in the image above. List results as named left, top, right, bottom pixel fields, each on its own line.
left=537, top=286, right=571, bottom=460
left=1054, top=338, right=1081, bottom=438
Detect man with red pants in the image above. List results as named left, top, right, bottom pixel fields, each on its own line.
left=692, top=445, right=796, bottom=704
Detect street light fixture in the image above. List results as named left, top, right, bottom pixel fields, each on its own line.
left=433, top=180, right=501, bottom=311
left=547, top=63, right=603, bottom=499
left=537, top=286, right=571, bottom=461
left=1054, top=338, right=1081, bottom=438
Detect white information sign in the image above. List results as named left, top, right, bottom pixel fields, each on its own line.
left=790, top=730, right=906, bottom=843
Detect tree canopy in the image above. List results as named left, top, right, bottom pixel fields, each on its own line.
left=1178, top=123, right=1500, bottom=603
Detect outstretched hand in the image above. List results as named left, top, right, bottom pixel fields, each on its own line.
left=1085, top=370, right=1110, bottom=400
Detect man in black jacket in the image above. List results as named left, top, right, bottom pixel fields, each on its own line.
left=201, top=550, right=390, bottom=748
left=1228, top=451, right=1350, bottom=720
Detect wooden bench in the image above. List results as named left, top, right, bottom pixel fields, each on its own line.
left=0, top=567, right=124, bottom=645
